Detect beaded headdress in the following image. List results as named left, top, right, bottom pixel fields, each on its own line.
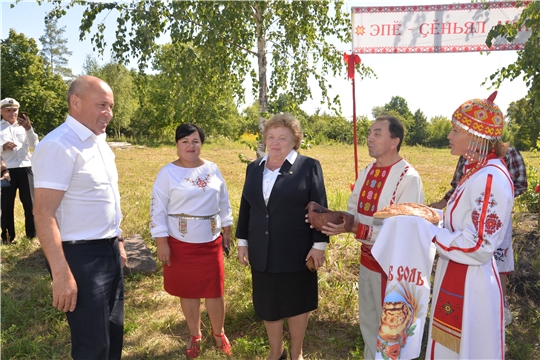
left=451, top=91, right=504, bottom=163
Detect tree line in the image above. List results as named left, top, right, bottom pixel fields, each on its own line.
left=2, top=6, right=539, bottom=151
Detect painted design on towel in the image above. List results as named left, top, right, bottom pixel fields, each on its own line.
left=376, top=279, right=424, bottom=360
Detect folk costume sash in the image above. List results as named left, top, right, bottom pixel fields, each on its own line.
left=431, top=261, right=468, bottom=354
left=372, top=216, right=438, bottom=359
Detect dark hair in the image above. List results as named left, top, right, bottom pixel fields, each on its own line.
left=375, top=115, right=404, bottom=152
left=175, top=123, right=205, bottom=144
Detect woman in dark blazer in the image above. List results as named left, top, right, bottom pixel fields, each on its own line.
left=236, top=113, right=329, bottom=360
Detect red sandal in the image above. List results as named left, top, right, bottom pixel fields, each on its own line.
left=185, top=334, right=202, bottom=359
left=212, top=328, right=232, bottom=357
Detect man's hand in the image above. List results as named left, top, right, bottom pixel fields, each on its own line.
left=1, top=171, right=10, bottom=182
left=2, top=141, right=17, bottom=151
left=51, top=269, right=78, bottom=312
left=238, top=246, right=249, bottom=266
left=321, top=220, right=348, bottom=236
left=17, top=112, right=32, bottom=131
left=119, top=241, right=127, bottom=267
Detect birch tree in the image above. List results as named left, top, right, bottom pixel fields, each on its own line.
left=43, top=0, right=374, bottom=156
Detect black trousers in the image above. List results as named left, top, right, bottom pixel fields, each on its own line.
left=1, top=166, right=35, bottom=242
left=50, top=240, right=124, bottom=360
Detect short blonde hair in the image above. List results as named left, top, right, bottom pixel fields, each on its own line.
left=262, top=113, right=303, bottom=150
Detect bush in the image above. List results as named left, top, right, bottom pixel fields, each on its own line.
left=515, top=163, right=539, bottom=213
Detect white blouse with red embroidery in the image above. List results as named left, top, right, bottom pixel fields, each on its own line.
left=150, top=161, right=233, bottom=243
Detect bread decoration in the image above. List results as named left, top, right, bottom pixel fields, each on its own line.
left=379, top=301, right=413, bottom=342
left=373, top=203, right=440, bottom=224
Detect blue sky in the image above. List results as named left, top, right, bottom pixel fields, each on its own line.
left=1, top=0, right=529, bottom=121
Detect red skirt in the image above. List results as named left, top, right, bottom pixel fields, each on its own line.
left=163, top=235, right=224, bottom=298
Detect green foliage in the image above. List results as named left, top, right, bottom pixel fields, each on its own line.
left=515, top=163, right=539, bottom=213
left=506, top=97, right=540, bottom=151
left=1, top=29, right=68, bottom=136
left=42, top=0, right=376, bottom=155
left=92, top=62, right=137, bottom=138
left=409, top=109, right=428, bottom=146
left=383, top=96, right=413, bottom=119
left=426, top=116, right=452, bottom=148
left=485, top=1, right=540, bottom=111
left=304, top=111, right=354, bottom=144
left=38, top=17, right=74, bottom=79
left=130, top=42, right=243, bottom=140
left=375, top=96, right=415, bottom=145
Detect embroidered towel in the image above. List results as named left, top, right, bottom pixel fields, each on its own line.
left=372, top=215, right=439, bottom=359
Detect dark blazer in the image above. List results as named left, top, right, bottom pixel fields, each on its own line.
left=236, top=154, right=329, bottom=273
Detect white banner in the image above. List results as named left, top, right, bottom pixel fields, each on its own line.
left=352, top=2, right=531, bottom=54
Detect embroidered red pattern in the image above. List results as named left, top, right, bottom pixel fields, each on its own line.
left=471, top=192, right=502, bottom=235
left=484, top=213, right=502, bottom=235
left=390, top=165, right=409, bottom=205
left=357, top=164, right=392, bottom=216
left=185, top=174, right=211, bottom=191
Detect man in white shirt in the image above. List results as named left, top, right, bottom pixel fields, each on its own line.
left=32, top=75, right=127, bottom=360
left=0, top=97, right=39, bottom=243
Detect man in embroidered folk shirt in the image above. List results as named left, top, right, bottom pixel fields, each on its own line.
left=319, top=116, right=424, bottom=359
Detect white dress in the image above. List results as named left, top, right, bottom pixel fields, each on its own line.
left=428, top=157, right=513, bottom=359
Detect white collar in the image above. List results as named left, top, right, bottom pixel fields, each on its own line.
left=259, top=149, right=298, bottom=166
left=66, top=115, right=107, bottom=143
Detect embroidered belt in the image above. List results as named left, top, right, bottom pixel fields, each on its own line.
left=168, top=213, right=218, bottom=220
left=168, top=213, right=218, bottom=237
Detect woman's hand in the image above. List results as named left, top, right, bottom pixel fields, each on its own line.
left=156, top=237, right=171, bottom=266
left=222, top=226, right=232, bottom=251
left=428, top=199, right=447, bottom=209
left=238, top=246, right=249, bottom=266
left=306, top=248, right=326, bottom=270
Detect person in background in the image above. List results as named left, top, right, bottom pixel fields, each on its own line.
left=430, top=146, right=527, bottom=325
left=316, top=115, right=424, bottom=359
left=0, top=97, right=39, bottom=244
left=150, top=123, right=233, bottom=359
left=32, top=75, right=127, bottom=360
left=426, top=92, right=513, bottom=359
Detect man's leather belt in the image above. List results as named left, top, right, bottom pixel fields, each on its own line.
left=62, top=237, right=118, bottom=245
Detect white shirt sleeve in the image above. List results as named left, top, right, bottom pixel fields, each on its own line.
left=150, top=169, right=171, bottom=238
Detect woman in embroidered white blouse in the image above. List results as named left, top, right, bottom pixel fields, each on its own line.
left=150, top=123, right=233, bottom=358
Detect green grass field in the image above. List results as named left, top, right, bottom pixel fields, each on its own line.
left=2, top=140, right=539, bottom=359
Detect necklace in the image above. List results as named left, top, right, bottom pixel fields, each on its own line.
left=449, top=152, right=498, bottom=205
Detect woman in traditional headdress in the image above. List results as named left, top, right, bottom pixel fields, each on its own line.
left=427, top=92, right=513, bottom=359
